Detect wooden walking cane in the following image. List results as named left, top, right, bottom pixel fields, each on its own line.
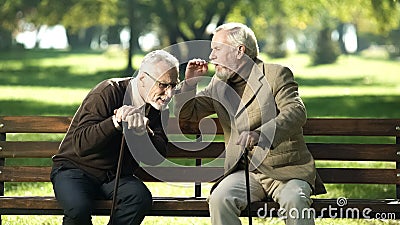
left=110, top=134, right=125, bottom=225
left=243, top=147, right=252, bottom=225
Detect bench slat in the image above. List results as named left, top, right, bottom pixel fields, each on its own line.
left=304, top=118, right=400, bottom=136
left=0, top=142, right=58, bottom=158
left=318, top=168, right=400, bottom=184
left=167, top=142, right=225, bottom=158
left=0, top=197, right=399, bottom=218
left=168, top=118, right=223, bottom=134
left=308, top=143, right=399, bottom=161
left=0, top=166, right=51, bottom=182
left=0, top=197, right=210, bottom=212
left=2, top=116, right=399, bottom=136
left=0, top=116, right=71, bottom=133
left=1, top=166, right=399, bottom=184
left=0, top=166, right=225, bottom=183
left=0, top=142, right=226, bottom=158
left=2, top=141, right=398, bottom=162
left=172, top=118, right=400, bottom=136
left=0, top=117, right=223, bottom=134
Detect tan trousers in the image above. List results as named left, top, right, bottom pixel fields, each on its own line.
left=208, top=170, right=314, bottom=225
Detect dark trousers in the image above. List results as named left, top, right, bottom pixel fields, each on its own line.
left=51, top=167, right=152, bottom=225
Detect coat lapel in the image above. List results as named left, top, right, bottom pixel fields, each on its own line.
left=235, top=62, right=264, bottom=119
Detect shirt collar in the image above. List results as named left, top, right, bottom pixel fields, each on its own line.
left=130, top=77, right=146, bottom=109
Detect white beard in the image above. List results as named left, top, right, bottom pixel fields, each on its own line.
left=215, top=68, right=234, bottom=82
left=149, top=100, right=168, bottom=111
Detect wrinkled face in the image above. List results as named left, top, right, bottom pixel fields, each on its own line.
left=209, top=30, right=240, bottom=82
left=140, top=63, right=179, bottom=110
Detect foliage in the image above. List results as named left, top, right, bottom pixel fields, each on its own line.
left=0, top=0, right=41, bottom=30
left=2, top=0, right=400, bottom=44
left=145, top=0, right=240, bottom=44
left=1, top=0, right=400, bottom=67
left=370, top=0, right=400, bottom=34
left=35, top=0, right=119, bottom=32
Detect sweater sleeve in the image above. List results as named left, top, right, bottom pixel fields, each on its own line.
left=256, top=65, right=307, bottom=149
left=71, top=92, right=120, bottom=157
left=174, top=80, right=216, bottom=122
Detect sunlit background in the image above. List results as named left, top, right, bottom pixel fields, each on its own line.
left=0, top=1, right=400, bottom=225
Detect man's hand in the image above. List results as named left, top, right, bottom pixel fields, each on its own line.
left=236, top=131, right=260, bottom=150
left=184, top=59, right=208, bottom=86
left=114, top=105, right=150, bottom=135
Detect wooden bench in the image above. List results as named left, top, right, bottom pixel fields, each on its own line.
left=0, top=116, right=400, bottom=223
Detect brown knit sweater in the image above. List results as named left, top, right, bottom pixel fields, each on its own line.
left=52, top=77, right=168, bottom=183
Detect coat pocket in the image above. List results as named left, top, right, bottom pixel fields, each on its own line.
left=265, top=150, right=301, bottom=167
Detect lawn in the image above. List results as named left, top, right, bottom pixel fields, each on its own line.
left=0, top=48, right=399, bottom=224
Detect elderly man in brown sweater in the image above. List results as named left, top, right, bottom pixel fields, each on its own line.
left=51, top=50, right=179, bottom=225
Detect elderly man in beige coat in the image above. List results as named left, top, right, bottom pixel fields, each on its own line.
left=174, top=22, right=326, bottom=225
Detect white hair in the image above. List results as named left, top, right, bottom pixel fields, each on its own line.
left=139, top=50, right=179, bottom=74
left=214, top=22, right=259, bottom=59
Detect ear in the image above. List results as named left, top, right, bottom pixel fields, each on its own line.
left=139, top=72, right=146, bottom=86
left=237, top=45, right=245, bottom=59
left=138, top=71, right=145, bottom=80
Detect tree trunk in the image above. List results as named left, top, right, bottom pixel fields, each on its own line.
left=0, top=27, right=12, bottom=50
left=311, top=27, right=340, bottom=65
left=125, top=0, right=135, bottom=76
left=67, top=27, right=96, bottom=50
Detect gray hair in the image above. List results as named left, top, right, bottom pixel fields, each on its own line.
left=139, top=50, right=179, bottom=75
left=214, top=22, right=259, bottom=59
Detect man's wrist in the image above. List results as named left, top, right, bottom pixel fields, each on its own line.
left=182, top=80, right=197, bottom=92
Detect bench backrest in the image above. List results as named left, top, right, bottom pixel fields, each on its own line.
left=0, top=116, right=399, bottom=198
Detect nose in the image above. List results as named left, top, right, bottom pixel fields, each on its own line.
left=165, top=87, right=173, bottom=98
left=209, top=50, right=216, bottom=61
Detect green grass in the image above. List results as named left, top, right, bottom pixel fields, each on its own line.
left=1, top=49, right=400, bottom=224
left=264, top=54, right=400, bottom=118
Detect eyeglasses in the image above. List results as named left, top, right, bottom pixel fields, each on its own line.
left=144, top=71, right=181, bottom=91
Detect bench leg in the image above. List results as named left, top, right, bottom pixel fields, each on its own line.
left=1, top=132, right=5, bottom=225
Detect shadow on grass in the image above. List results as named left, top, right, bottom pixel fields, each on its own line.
left=1, top=95, right=399, bottom=118
left=318, top=183, right=395, bottom=199
left=0, top=48, right=104, bottom=61
left=303, top=95, right=400, bottom=118
left=296, top=77, right=382, bottom=87
left=0, top=99, right=79, bottom=116
left=0, top=66, right=127, bottom=89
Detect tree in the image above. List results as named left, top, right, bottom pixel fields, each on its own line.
left=264, top=0, right=288, bottom=58
left=311, top=27, right=341, bottom=65
left=234, top=0, right=399, bottom=63
left=1, top=0, right=399, bottom=65
left=0, top=0, right=42, bottom=49
left=37, top=0, right=153, bottom=74
left=145, top=0, right=240, bottom=45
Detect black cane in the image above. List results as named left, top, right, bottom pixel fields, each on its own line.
left=243, top=147, right=252, bottom=225
left=110, top=134, right=125, bottom=225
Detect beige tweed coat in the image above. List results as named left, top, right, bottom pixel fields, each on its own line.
left=175, top=58, right=326, bottom=195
